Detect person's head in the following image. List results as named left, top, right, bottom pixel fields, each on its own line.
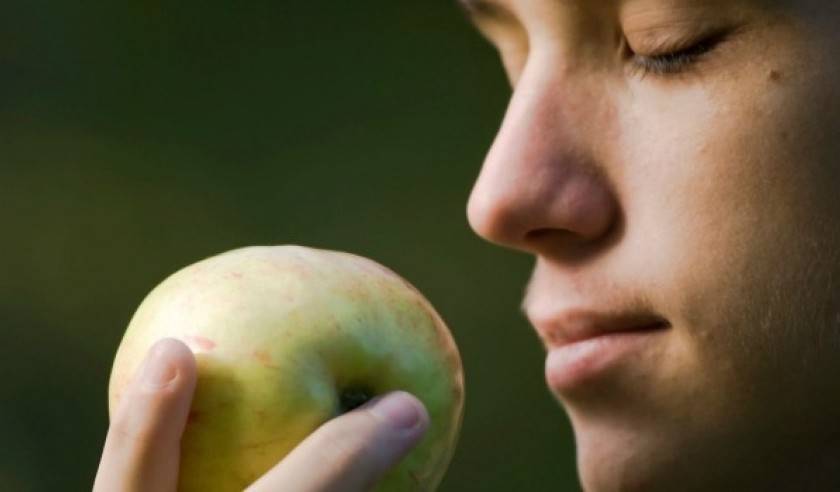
left=461, top=0, right=840, bottom=490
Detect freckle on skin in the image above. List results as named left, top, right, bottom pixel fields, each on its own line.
left=768, top=69, right=782, bottom=82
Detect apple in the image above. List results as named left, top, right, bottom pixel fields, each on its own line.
left=108, top=245, right=465, bottom=491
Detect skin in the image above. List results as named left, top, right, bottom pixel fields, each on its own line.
left=463, top=0, right=840, bottom=491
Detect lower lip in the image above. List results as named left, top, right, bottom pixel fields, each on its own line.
left=545, top=326, right=666, bottom=394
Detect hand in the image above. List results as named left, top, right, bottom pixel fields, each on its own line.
left=93, top=338, right=430, bottom=492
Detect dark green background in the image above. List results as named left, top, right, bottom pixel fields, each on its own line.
left=1, top=2, right=579, bottom=490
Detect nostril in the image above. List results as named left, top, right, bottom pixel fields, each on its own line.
left=526, top=228, right=565, bottom=241
left=523, top=222, right=621, bottom=263
left=525, top=228, right=581, bottom=246
left=524, top=228, right=579, bottom=255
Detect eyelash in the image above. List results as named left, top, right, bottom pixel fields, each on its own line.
left=630, top=34, right=725, bottom=77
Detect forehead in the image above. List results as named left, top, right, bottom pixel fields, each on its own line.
left=454, top=0, right=800, bottom=38
left=457, top=0, right=777, bottom=16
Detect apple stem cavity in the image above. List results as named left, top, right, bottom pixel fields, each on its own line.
left=338, top=387, right=374, bottom=414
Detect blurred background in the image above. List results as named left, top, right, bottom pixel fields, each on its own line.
left=1, top=1, right=578, bottom=490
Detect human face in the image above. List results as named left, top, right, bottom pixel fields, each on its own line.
left=463, top=1, right=840, bottom=491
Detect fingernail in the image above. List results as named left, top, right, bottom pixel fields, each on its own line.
left=141, top=341, right=178, bottom=387
left=369, top=391, right=424, bottom=430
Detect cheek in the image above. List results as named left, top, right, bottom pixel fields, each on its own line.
left=618, top=37, right=840, bottom=383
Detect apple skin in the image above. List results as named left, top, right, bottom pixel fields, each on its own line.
left=108, top=245, right=465, bottom=491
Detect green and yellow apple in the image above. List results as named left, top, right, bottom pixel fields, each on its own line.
left=108, top=245, right=465, bottom=491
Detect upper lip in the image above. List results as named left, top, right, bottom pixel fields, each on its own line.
left=527, top=307, right=670, bottom=350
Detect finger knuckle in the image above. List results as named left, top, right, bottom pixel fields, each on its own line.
left=108, top=392, right=172, bottom=448
left=109, top=416, right=158, bottom=450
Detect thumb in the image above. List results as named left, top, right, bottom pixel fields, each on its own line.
left=247, top=391, right=430, bottom=492
left=94, top=338, right=197, bottom=492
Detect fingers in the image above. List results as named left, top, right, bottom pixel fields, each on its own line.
left=247, top=391, right=430, bottom=492
left=94, top=338, right=197, bottom=492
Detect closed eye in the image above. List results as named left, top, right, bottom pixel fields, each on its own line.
left=630, top=30, right=729, bottom=77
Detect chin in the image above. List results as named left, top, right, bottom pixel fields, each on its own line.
left=577, top=452, right=661, bottom=492
left=572, top=422, right=697, bottom=492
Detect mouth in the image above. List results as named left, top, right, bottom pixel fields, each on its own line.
left=529, top=309, right=671, bottom=394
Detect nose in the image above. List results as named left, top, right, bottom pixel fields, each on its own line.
left=467, top=60, right=619, bottom=258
